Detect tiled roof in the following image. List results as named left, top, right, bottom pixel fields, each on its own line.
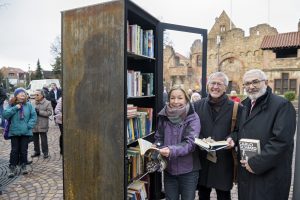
left=261, top=31, right=300, bottom=49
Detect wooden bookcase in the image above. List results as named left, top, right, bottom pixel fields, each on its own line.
left=62, top=0, right=207, bottom=199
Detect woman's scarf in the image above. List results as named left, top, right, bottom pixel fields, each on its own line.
left=12, top=99, right=25, bottom=120
left=165, top=103, right=190, bottom=124
left=19, top=104, right=24, bottom=119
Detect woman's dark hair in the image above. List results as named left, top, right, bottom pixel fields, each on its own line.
left=36, top=89, right=45, bottom=97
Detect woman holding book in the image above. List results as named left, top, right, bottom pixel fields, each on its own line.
left=154, top=85, right=201, bottom=200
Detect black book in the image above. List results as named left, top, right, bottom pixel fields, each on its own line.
left=239, top=138, right=261, bottom=161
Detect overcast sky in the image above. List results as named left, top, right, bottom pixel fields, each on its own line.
left=0, top=0, right=299, bottom=71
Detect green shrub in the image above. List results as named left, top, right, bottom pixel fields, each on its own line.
left=284, top=91, right=296, bottom=101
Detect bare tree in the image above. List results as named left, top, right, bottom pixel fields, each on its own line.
left=0, top=1, right=9, bottom=8
left=50, top=36, right=62, bottom=80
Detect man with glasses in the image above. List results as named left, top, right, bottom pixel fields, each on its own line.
left=194, top=72, right=242, bottom=200
left=228, top=69, right=296, bottom=200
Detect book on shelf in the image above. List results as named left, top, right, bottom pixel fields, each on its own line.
left=137, top=107, right=153, bottom=135
left=195, top=138, right=228, bottom=152
left=126, top=107, right=152, bottom=144
left=141, top=73, right=154, bottom=96
left=127, top=147, right=145, bottom=182
left=239, top=138, right=261, bottom=161
left=127, top=70, right=154, bottom=97
left=127, top=180, right=148, bottom=200
left=127, top=21, right=154, bottom=57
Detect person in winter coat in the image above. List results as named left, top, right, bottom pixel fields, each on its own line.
left=0, top=84, right=8, bottom=127
left=54, top=97, right=63, bottom=155
left=49, top=83, right=62, bottom=110
left=42, top=84, right=50, bottom=101
left=154, top=85, right=201, bottom=200
left=194, top=72, right=242, bottom=200
left=3, top=88, right=37, bottom=178
left=31, top=89, right=52, bottom=159
left=229, top=90, right=241, bottom=103
left=228, top=69, right=296, bottom=200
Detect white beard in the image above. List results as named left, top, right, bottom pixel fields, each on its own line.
left=247, top=86, right=267, bottom=101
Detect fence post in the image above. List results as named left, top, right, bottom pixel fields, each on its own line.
left=293, top=86, right=300, bottom=200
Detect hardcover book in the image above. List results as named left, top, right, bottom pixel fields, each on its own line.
left=194, top=138, right=228, bottom=152
left=239, top=138, right=261, bottom=161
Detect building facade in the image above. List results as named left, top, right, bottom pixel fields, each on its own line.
left=0, top=66, right=27, bottom=86
left=163, top=11, right=300, bottom=95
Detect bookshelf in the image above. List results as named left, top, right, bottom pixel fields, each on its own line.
left=62, top=0, right=207, bottom=199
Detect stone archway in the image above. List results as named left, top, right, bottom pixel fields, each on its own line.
left=219, top=56, right=245, bottom=94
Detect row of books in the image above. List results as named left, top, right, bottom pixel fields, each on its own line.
left=127, top=180, right=148, bottom=200
left=127, top=105, right=153, bottom=144
left=127, top=147, right=145, bottom=183
left=127, top=70, right=154, bottom=97
left=127, top=21, right=154, bottom=58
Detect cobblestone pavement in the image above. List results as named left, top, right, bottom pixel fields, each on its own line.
left=0, top=120, right=63, bottom=200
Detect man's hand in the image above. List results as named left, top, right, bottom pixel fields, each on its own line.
left=159, top=147, right=170, bottom=157
left=240, top=160, right=255, bottom=173
left=16, top=104, right=21, bottom=109
left=226, top=137, right=235, bottom=149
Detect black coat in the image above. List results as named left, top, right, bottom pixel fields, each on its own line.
left=194, top=95, right=242, bottom=191
left=235, top=87, right=296, bottom=200
left=49, top=89, right=62, bottom=109
left=0, top=87, right=7, bottom=105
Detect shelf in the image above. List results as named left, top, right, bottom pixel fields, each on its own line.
left=127, top=95, right=155, bottom=99
left=127, top=52, right=156, bottom=60
left=127, top=131, right=155, bottom=146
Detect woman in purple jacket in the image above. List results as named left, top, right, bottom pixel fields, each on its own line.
left=154, top=85, right=201, bottom=200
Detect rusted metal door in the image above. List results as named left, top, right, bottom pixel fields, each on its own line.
left=62, top=1, right=125, bottom=199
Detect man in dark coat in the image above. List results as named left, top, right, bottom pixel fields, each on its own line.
left=0, top=84, right=8, bottom=127
left=194, top=72, right=242, bottom=200
left=228, top=69, right=296, bottom=200
left=49, top=83, right=62, bottom=110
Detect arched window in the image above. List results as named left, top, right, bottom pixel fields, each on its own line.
left=196, top=55, right=202, bottom=67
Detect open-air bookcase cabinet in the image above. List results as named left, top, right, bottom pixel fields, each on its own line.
left=62, top=0, right=207, bottom=199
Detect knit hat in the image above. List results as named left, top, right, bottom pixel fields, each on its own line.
left=14, top=87, right=26, bottom=97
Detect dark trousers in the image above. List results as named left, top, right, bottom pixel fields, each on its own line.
left=10, top=136, right=29, bottom=166
left=58, top=124, right=63, bottom=154
left=164, top=171, right=199, bottom=200
left=198, top=185, right=231, bottom=200
left=33, top=132, right=48, bottom=155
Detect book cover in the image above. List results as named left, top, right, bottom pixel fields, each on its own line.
left=239, top=138, right=261, bottom=161
left=194, top=138, right=228, bottom=152
left=137, top=138, right=158, bottom=156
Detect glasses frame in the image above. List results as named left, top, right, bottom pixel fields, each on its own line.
left=208, top=81, right=225, bottom=87
left=243, top=79, right=265, bottom=88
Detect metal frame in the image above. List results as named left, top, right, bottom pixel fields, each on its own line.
left=157, top=22, right=208, bottom=101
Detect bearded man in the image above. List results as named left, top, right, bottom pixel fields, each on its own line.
left=228, top=69, right=296, bottom=200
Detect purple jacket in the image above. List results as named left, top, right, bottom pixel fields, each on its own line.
left=154, top=104, right=201, bottom=175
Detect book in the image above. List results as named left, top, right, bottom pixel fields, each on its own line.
left=194, top=138, right=228, bottom=152
left=239, top=138, right=261, bottom=161
left=137, top=138, right=158, bottom=156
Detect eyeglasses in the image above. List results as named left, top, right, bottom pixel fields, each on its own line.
left=243, top=79, right=265, bottom=88
left=209, top=81, right=224, bottom=87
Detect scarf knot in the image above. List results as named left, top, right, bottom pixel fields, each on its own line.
left=165, top=103, right=190, bottom=124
